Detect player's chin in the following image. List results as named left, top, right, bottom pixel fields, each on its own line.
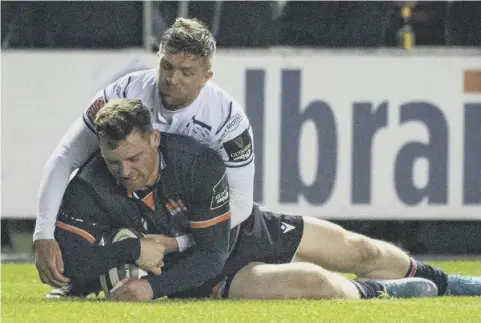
left=161, top=94, right=183, bottom=106
left=123, top=179, right=143, bottom=192
left=162, top=96, right=177, bottom=106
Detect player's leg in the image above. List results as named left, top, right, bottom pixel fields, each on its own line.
left=227, top=262, right=438, bottom=299
left=295, top=216, right=481, bottom=296
left=295, top=216, right=411, bottom=279
left=228, top=262, right=360, bottom=299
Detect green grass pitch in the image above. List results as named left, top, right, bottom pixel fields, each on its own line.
left=2, top=261, right=480, bottom=323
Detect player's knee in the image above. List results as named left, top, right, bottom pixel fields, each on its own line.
left=298, top=264, right=325, bottom=287
left=351, top=235, right=382, bottom=265
left=292, top=264, right=338, bottom=298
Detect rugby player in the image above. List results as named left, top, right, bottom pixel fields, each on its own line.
left=35, top=18, right=481, bottom=298
left=55, top=99, right=437, bottom=301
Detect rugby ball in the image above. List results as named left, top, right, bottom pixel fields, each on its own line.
left=99, top=228, right=148, bottom=296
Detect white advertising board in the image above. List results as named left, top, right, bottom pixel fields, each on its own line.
left=1, top=49, right=480, bottom=219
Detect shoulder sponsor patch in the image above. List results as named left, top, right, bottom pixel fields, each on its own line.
left=211, top=172, right=230, bottom=210
left=219, top=113, right=243, bottom=141
left=222, top=128, right=253, bottom=163
left=86, top=96, right=106, bottom=123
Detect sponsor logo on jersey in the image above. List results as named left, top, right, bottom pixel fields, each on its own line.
left=219, top=113, right=243, bottom=140
left=188, top=115, right=211, bottom=139
left=86, top=96, right=106, bottom=123
left=211, top=172, right=230, bottom=210
left=165, top=199, right=188, bottom=216
left=281, top=221, right=296, bottom=234
left=223, top=129, right=253, bottom=163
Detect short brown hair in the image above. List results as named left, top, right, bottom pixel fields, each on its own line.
left=94, top=99, right=152, bottom=149
left=160, top=18, right=216, bottom=69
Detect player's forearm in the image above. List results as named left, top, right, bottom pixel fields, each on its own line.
left=225, top=164, right=254, bottom=228
left=71, top=240, right=140, bottom=284
left=34, top=118, right=99, bottom=241
left=56, top=228, right=140, bottom=284
left=35, top=162, right=71, bottom=240
left=146, top=224, right=230, bottom=299
left=228, top=188, right=254, bottom=228
left=146, top=250, right=226, bottom=299
left=147, top=234, right=193, bottom=253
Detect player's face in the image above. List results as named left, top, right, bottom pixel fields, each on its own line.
left=100, top=131, right=161, bottom=192
left=157, top=50, right=213, bottom=109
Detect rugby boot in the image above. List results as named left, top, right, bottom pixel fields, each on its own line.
left=445, top=275, right=481, bottom=296
left=46, top=285, right=73, bottom=299
left=378, top=277, right=438, bottom=298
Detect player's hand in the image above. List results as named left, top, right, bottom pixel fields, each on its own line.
left=136, top=238, right=165, bottom=275
left=34, top=239, right=70, bottom=287
left=109, top=277, right=154, bottom=302
left=144, top=234, right=179, bottom=253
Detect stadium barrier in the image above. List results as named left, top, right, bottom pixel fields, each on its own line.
left=2, top=48, right=481, bottom=221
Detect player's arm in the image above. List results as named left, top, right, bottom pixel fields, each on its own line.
left=54, top=178, right=165, bottom=285
left=55, top=179, right=139, bottom=285
left=34, top=77, right=133, bottom=287
left=145, top=149, right=231, bottom=299
left=35, top=74, right=131, bottom=242
left=215, top=104, right=255, bottom=228
left=35, top=113, right=100, bottom=242
left=34, top=96, right=103, bottom=287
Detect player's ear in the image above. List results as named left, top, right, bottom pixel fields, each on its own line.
left=150, top=130, right=161, bottom=148
left=207, top=70, right=213, bottom=80
left=202, top=70, right=213, bottom=85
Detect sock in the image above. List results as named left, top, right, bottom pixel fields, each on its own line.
left=405, top=257, right=448, bottom=295
left=351, top=279, right=386, bottom=299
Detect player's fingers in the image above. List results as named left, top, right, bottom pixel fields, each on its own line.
left=158, top=260, right=164, bottom=268
left=47, top=262, right=70, bottom=284
left=150, top=266, right=162, bottom=275
left=110, top=285, right=133, bottom=301
left=145, top=234, right=163, bottom=240
left=38, top=264, right=55, bottom=285
left=109, top=286, right=126, bottom=300
left=115, top=293, right=135, bottom=301
left=38, top=271, right=50, bottom=285
left=43, top=268, right=66, bottom=288
left=42, top=262, right=68, bottom=287
left=109, top=286, right=124, bottom=298
left=109, top=277, right=130, bottom=296
left=55, top=247, right=65, bottom=274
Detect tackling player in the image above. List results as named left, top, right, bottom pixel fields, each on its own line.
left=35, top=18, right=481, bottom=298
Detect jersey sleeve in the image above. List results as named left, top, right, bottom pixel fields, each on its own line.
left=146, top=149, right=231, bottom=299
left=34, top=117, right=100, bottom=241
left=55, top=179, right=140, bottom=285
left=212, top=101, right=255, bottom=228
left=82, top=74, right=133, bottom=132
left=214, top=101, right=254, bottom=167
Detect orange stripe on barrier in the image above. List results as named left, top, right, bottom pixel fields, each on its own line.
left=464, top=70, right=481, bottom=93
left=55, top=221, right=96, bottom=244
left=190, top=211, right=231, bottom=229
